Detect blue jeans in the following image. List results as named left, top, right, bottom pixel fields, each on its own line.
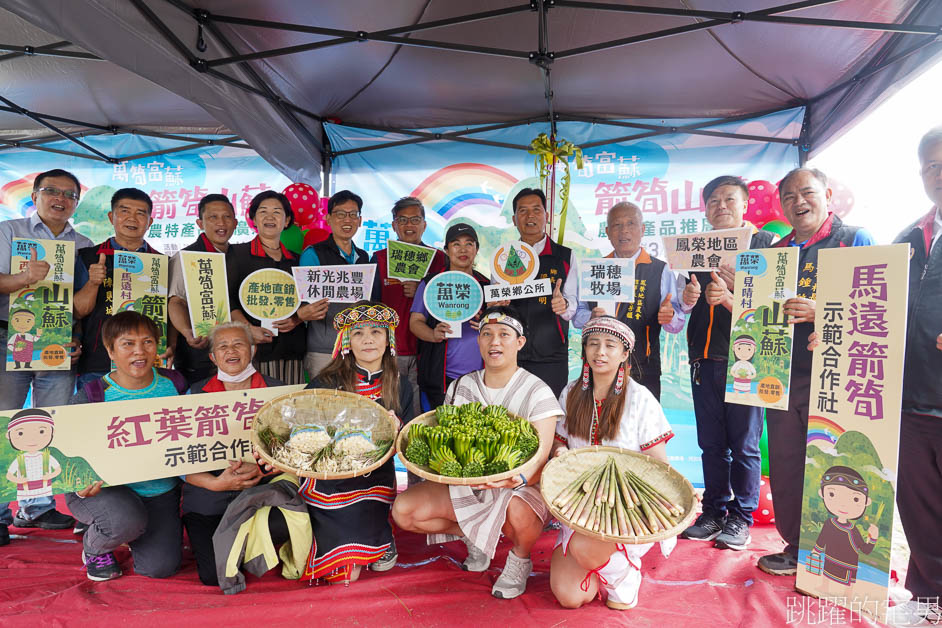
left=0, top=327, right=76, bottom=521
left=690, top=358, right=763, bottom=526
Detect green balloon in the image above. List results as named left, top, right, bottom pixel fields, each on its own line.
left=280, top=224, right=305, bottom=254
left=762, top=219, right=792, bottom=239
left=760, top=410, right=770, bottom=477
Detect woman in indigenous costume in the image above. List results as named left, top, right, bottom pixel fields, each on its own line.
left=301, top=302, right=414, bottom=584
left=550, top=316, right=675, bottom=611
left=393, top=305, right=562, bottom=600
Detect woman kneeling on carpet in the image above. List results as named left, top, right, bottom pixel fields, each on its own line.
left=67, top=311, right=188, bottom=582
left=550, top=316, right=676, bottom=611
left=182, top=321, right=285, bottom=586
left=300, top=302, right=414, bottom=584
left=392, top=305, right=561, bottom=600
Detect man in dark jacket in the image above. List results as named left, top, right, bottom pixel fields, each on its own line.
left=679, top=175, right=774, bottom=552
left=891, top=127, right=942, bottom=618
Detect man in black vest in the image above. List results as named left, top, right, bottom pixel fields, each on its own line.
left=566, top=201, right=685, bottom=400
left=888, top=127, right=942, bottom=621
left=167, top=194, right=237, bottom=384
left=679, top=176, right=774, bottom=553
left=297, top=190, right=369, bottom=379
left=506, top=188, right=577, bottom=398
left=753, top=168, right=874, bottom=577
left=73, top=188, right=169, bottom=389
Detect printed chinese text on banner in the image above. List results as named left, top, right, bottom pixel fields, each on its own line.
left=113, top=251, right=168, bottom=354
left=663, top=226, right=752, bottom=272
left=725, top=248, right=798, bottom=411
left=6, top=239, right=75, bottom=371
left=795, top=244, right=909, bottom=625
left=238, top=268, right=300, bottom=334
left=577, top=258, right=635, bottom=304
left=387, top=240, right=437, bottom=282
left=487, top=240, right=551, bottom=302
left=0, top=385, right=305, bottom=501
left=292, top=264, right=376, bottom=304
left=423, top=271, right=484, bottom=339
left=180, top=251, right=230, bottom=338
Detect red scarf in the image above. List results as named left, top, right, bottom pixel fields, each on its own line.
left=200, top=372, right=267, bottom=392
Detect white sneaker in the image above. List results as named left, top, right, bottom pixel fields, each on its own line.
left=491, top=551, right=531, bottom=599
left=461, top=536, right=489, bottom=572
left=599, top=551, right=641, bottom=611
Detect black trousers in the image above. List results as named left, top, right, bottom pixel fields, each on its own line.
left=897, top=410, right=942, bottom=598
left=183, top=508, right=289, bottom=586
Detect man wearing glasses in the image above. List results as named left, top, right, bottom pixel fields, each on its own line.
left=298, top=190, right=370, bottom=379
left=369, top=197, right=446, bottom=415
left=0, top=169, right=92, bottom=537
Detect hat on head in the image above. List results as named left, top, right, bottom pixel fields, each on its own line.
left=582, top=316, right=635, bottom=352
left=331, top=303, right=400, bottom=359
left=445, top=223, right=478, bottom=246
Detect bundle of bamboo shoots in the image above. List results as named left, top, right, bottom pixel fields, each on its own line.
left=551, top=456, right=686, bottom=538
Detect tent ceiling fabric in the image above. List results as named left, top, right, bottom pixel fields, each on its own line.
left=1, top=0, right=941, bottom=178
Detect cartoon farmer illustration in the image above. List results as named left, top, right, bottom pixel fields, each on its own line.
left=810, top=466, right=878, bottom=591
left=730, top=334, right=758, bottom=394
left=7, top=308, right=42, bottom=369
left=5, top=409, right=61, bottom=501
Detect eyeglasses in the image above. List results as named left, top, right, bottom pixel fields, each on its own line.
left=394, top=216, right=425, bottom=225
left=331, top=210, right=360, bottom=219
left=38, top=187, right=79, bottom=201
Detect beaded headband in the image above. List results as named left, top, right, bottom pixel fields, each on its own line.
left=582, top=316, right=635, bottom=351
left=820, top=467, right=869, bottom=495
left=481, top=311, right=524, bottom=336
left=331, top=304, right=400, bottom=359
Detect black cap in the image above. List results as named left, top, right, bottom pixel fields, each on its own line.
left=445, top=222, right=478, bottom=246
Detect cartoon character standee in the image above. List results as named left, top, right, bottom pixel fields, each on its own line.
left=730, top=334, right=757, bottom=393
left=5, top=409, right=61, bottom=501
left=808, top=466, right=878, bottom=595
left=7, top=308, right=42, bottom=369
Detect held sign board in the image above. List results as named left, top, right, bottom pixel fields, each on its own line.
left=663, top=226, right=752, bottom=272
left=238, top=268, right=300, bottom=334
left=292, top=264, right=376, bottom=304
left=180, top=251, right=230, bottom=338
left=422, top=271, right=484, bottom=339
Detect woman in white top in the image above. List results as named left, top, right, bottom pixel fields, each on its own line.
left=550, top=316, right=675, bottom=611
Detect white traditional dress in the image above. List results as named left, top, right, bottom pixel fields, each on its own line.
left=427, top=367, right=563, bottom=559
left=554, top=378, right=676, bottom=591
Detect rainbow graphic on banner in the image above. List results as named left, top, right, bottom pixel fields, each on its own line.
left=15, top=289, right=37, bottom=302
left=738, top=308, right=757, bottom=323
left=806, top=415, right=845, bottom=449
left=0, top=175, right=37, bottom=220
left=410, top=163, right=517, bottom=219
left=118, top=300, right=137, bottom=311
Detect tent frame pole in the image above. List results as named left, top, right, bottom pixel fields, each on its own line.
left=0, top=41, right=101, bottom=62
left=0, top=95, right=115, bottom=162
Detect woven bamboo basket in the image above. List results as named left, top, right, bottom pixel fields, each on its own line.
left=395, top=410, right=546, bottom=486
left=251, top=388, right=397, bottom=480
left=540, top=445, right=697, bottom=544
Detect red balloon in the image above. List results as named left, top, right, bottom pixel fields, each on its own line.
left=283, top=182, right=321, bottom=228
left=827, top=176, right=855, bottom=218
left=302, top=227, right=330, bottom=250
left=745, top=180, right=784, bottom=228
left=753, top=476, right=776, bottom=525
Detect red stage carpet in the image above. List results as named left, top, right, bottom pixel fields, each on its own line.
left=1, top=501, right=884, bottom=627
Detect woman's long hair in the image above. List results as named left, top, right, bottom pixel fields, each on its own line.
left=317, top=329, right=401, bottom=415
left=564, top=354, right=629, bottom=442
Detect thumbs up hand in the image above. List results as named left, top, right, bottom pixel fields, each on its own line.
left=22, top=246, right=51, bottom=286
left=682, top=273, right=701, bottom=307
left=88, top=252, right=107, bottom=286
left=705, top=271, right=732, bottom=309
left=550, top=278, right=569, bottom=315
left=657, top=293, right=675, bottom=325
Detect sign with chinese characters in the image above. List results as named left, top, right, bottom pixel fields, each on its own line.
left=662, top=226, right=752, bottom=272
left=387, top=240, right=437, bottom=282
left=796, top=244, right=910, bottom=625
left=6, top=239, right=75, bottom=371
left=724, top=248, right=798, bottom=410
left=292, top=264, right=376, bottom=305
left=238, top=268, right=300, bottom=334
left=180, top=251, right=230, bottom=338
left=488, top=240, right=551, bottom=301
left=423, top=271, right=484, bottom=339
left=113, top=251, right=168, bottom=355
left=577, top=258, right=635, bottom=304
left=0, top=385, right=305, bottom=500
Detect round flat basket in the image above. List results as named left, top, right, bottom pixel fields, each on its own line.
left=395, top=410, right=544, bottom=486
left=540, top=445, right=697, bottom=544
left=251, top=388, right=397, bottom=480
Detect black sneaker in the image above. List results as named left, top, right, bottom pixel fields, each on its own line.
left=0, top=524, right=9, bottom=546
left=681, top=512, right=726, bottom=541
left=370, top=538, right=397, bottom=572
left=757, top=552, right=798, bottom=576
left=83, top=551, right=122, bottom=581
left=73, top=521, right=89, bottom=535
left=714, top=516, right=751, bottom=550
left=13, top=509, right=75, bottom=530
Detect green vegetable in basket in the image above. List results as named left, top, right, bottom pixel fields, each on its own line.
left=461, top=448, right=486, bottom=478
left=429, top=447, right=462, bottom=477
left=436, top=404, right=460, bottom=426
left=405, top=436, right=430, bottom=466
